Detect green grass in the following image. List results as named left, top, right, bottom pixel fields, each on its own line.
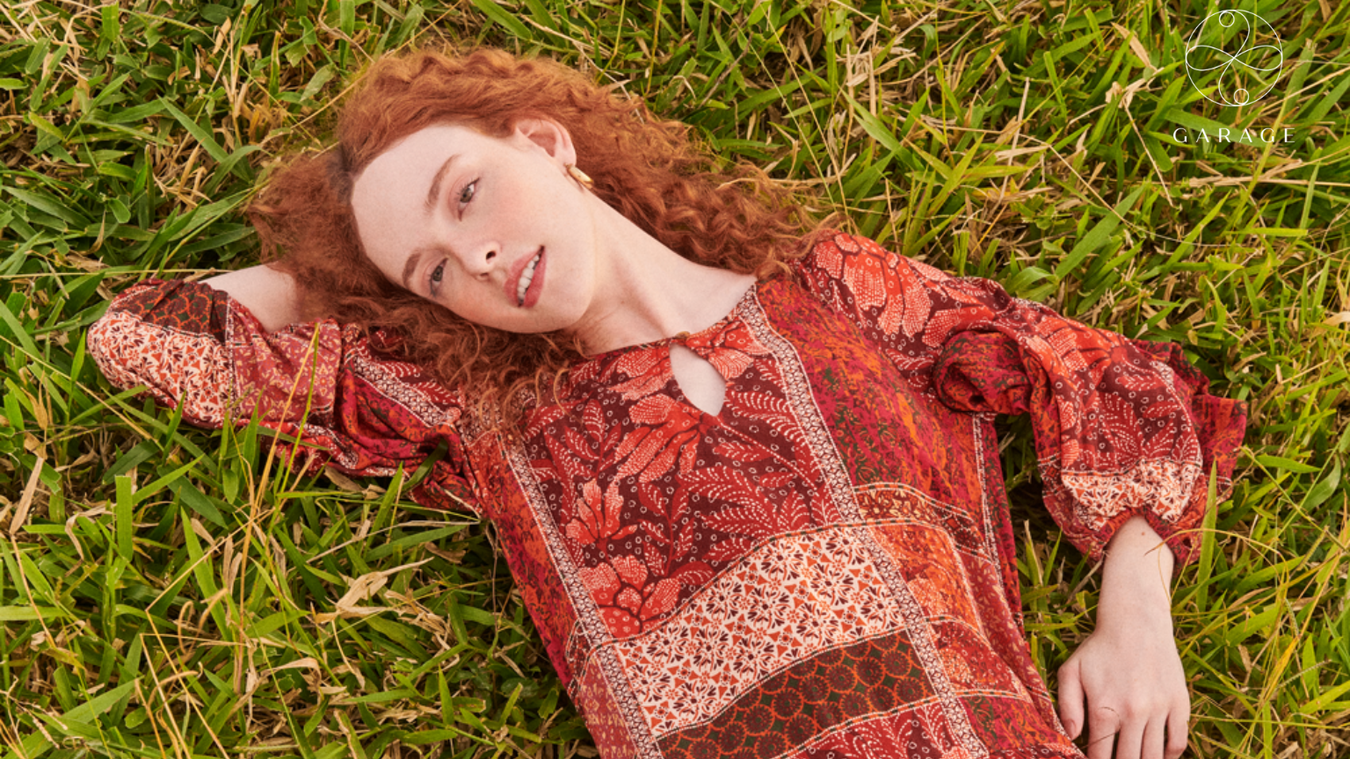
left=1, top=0, right=1347, bottom=757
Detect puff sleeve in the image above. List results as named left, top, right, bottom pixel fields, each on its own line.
left=796, top=232, right=1246, bottom=564
left=88, top=279, right=477, bottom=514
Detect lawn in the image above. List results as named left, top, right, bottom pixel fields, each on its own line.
left=0, top=0, right=1347, bottom=757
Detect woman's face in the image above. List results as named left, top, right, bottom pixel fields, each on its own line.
left=351, top=120, right=599, bottom=334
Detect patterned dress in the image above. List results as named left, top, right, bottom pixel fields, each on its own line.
left=89, top=233, right=1245, bottom=759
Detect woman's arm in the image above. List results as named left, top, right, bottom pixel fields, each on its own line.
left=1057, top=515, right=1190, bottom=759
left=88, top=276, right=477, bottom=513
left=202, top=264, right=301, bottom=332
left=802, top=232, right=1246, bottom=566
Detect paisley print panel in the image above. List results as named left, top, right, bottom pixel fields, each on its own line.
left=602, top=524, right=909, bottom=736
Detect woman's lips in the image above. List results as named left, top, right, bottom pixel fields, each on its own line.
left=506, top=247, right=545, bottom=308
left=522, top=248, right=545, bottom=308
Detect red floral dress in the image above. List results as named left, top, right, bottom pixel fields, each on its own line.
left=89, top=233, right=1245, bottom=759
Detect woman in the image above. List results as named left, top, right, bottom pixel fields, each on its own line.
left=89, top=48, right=1245, bottom=759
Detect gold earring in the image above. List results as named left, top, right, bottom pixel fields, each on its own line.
left=566, top=164, right=594, bottom=190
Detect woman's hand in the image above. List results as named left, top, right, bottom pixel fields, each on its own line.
left=1057, top=516, right=1190, bottom=759
left=202, top=265, right=301, bottom=332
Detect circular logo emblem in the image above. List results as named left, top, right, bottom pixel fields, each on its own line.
left=1184, top=10, right=1283, bottom=107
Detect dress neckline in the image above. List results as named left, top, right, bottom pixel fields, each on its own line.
left=580, top=279, right=764, bottom=361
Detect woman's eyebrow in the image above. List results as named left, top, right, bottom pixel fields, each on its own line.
left=402, top=249, right=425, bottom=291
left=425, top=154, right=460, bottom=211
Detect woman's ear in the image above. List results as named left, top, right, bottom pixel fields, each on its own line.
left=513, top=118, right=577, bottom=166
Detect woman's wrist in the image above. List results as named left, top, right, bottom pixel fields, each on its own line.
left=1096, top=516, right=1177, bottom=632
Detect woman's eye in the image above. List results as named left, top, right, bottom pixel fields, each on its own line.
left=429, top=262, right=445, bottom=293
left=458, top=180, right=477, bottom=207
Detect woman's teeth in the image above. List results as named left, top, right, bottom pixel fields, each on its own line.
left=517, top=252, right=541, bottom=305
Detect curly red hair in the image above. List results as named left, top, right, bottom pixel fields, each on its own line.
left=251, top=48, right=824, bottom=420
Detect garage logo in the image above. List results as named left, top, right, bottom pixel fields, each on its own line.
left=1184, top=10, right=1283, bottom=107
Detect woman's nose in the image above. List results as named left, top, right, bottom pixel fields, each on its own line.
left=458, top=240, right=498, bottom=278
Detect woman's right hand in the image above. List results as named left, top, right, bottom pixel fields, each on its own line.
left=202, top=265, right=301, bottom=332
